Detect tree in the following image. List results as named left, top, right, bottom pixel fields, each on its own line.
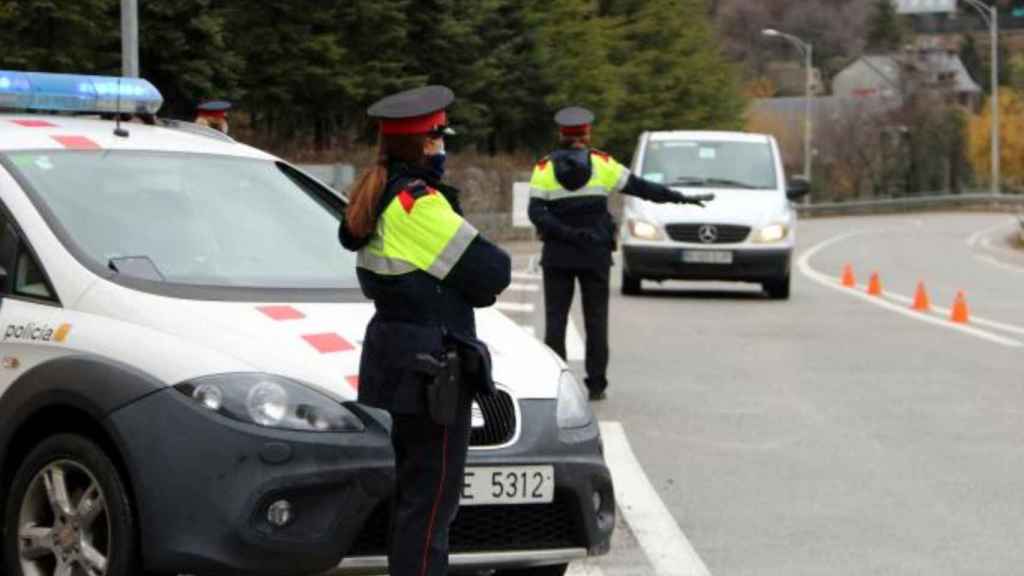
left=866, top=0, right=907, bottom=54
left=529, top=0, right=623, bottom=152
left=0, top=0, right=119, bottom=73
left=967, top=89, right=1024, bottom=190
left=602, top=0, right=747, bottom=157
left=140, top=0, right=243, bottom=119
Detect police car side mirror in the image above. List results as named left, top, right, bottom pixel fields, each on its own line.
left=787, top=177, right=810, bottom=200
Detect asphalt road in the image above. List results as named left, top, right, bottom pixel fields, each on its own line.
left=501, top=212, right=1024, bottom=576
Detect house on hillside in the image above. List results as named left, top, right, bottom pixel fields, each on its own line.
left=832, top=51, right=983, bottom=108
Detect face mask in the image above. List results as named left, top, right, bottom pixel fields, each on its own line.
left=427, top=140, right=446, bottom=179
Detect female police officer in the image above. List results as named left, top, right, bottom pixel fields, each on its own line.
left=339, top=86, right=511, bottom=576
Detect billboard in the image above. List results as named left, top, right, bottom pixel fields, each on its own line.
left=895, top=0, right=957, bottom=13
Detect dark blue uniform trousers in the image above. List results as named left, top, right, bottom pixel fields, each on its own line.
left=542, top=266, right=610, bottom=394
left=388, top=382, right=473, bottom=576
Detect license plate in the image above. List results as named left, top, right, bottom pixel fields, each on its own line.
left=682, top=250, right=733, bottom=264
left=460, top=466, right=554, bottom=506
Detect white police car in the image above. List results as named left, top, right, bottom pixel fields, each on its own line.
left=621, top=131, right=809, bottom=299
left=0, top=71, right=613, bottom=576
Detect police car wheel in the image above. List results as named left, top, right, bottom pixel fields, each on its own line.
left=3, top=434, right=138, bottom=576
left=494, top=563, right=569, bottom=576
left=621, top=269, right=642, bottom=296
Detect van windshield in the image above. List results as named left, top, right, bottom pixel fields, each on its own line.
left=4, top=151, right=359, bottom=291
left=640, top=140, right=777, bottom=190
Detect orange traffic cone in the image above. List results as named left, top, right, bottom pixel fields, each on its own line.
left=951, top=291, right=970, bottom=324
left=867, top=272, right=883, bottom=296
left=841, top=264, right=856, bottom=288
left=912, top=281, right=931, bottom=312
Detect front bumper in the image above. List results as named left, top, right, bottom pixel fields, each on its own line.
left=334, top=400, right=615, bottom=573
left=108, top=388, right=394, bottom=576
left=622, top=244, right=792, bottom=282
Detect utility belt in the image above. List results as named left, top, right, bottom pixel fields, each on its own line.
left=413, top=339, right=490, bottom=426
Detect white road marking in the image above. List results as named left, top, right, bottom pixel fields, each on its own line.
left=966, top=219, right=1024, bottom=273
left=798, top=232, right=1022, bottom=348
left=496, top=301, right=534, bottom=313
left=507, top=282, right=541, bottom=292
left=567, top=319, right=585, bottom=361
left=512, top=271, right=542, bottom=281
left=884, top=291, right=1024, bottom=337
left=567, top=558, right=607, bottom=576
left=600, top=421, right=712, bottom=576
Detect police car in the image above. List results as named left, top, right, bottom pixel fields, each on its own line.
left=0, top=71, right=613, bottom=576
left=621, top=131, right=809, bottom=299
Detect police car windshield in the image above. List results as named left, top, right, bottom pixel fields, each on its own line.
left=4, top=151, right=359, bottom=290
left=640, top=140, right=777, bottom=190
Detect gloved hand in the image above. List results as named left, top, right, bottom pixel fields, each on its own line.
left=673, top=192, right=715, bottom=208
left=569, top=228, right=602, bottom=245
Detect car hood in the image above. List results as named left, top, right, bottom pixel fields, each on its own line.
left=639, top=187, right=789, bottom=226
left=76, top=281, right=564, bottom=402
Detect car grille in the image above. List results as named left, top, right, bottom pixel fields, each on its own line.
left=665, top=223, right=751, bottom=244
left=346, top=493, right=583, bottom=556
left=470, top=389, right=517, bottom=448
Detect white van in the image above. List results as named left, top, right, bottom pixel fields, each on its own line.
left=620, top=131, right=809, bottom=299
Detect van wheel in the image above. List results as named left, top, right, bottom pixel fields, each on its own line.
left=3, top=434, right=137, bottom=576
left=621, top=269, right=642, bottom=296
left=495, top=563, right=569, bottom=576
left=763, top=275, right=791, bottom=300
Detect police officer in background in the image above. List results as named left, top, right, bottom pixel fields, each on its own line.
left=339, top=86, right=511, bottom=576
left=194, top=100, right=231, bottom=133
left=528, top=106, right=712, bottom=400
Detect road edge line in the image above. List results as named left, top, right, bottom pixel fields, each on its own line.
left=600, top=421, right=712, bottom=576
left=797, top=231, right=1022, bottom=348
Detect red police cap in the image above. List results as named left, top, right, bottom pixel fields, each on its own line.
left=369, top=86, right=454, bottom=136
left=555, top=106, right=595, bottom=136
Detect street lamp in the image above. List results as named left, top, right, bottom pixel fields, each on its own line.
left=763, top=29, right=814, bottom=185
left=962, top=0, right=1000, bottom=195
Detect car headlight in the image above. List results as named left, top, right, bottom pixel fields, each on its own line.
left=755, top=224, right=788, bottom=243
left=628, top=218, right=665, bottom=241
left=557, top=371, right=593, bottom=429
left=175, top=374, right=365, bottom=432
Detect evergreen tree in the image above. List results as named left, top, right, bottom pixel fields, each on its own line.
left=529, top=0, right=623, bottom=151
left=602, top=0, right=747, bottom=158
left=335, top=0, right=422, bottom=139
left=227, top=0, right=351, bottom=148
left=140, top=0, right=243, bottom=119
left=0, top=0, right=119, bottom=73
left=866, top=0, right=906, bottom=54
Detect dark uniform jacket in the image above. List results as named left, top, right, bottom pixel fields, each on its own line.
left=527, top=147, right=683, bottom=270
left=340, top=163, right=511, bottom=415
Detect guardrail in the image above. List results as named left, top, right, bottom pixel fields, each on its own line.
left=797, top=193, right=1024, bottom=218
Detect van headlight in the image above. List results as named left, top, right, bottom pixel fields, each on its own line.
left=176, top=374, right=364, bottom=432
left=628, top=218, right=665, bottom=241
left=557, top=371, right=593, bottom=429
left=754, top=224, right=788, bottom=243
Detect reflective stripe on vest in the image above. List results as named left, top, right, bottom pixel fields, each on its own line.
left=528, top=151, right=631, bottom=201
left=357, top=188, right=478, bottom=280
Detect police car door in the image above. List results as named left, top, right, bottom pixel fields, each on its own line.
left=0, top=211, right=69, bottom=398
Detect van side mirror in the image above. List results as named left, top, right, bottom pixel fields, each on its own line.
left=787, top=177, right=810, bottom=200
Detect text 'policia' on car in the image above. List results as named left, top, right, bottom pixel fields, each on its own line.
left=0, top=71, right=614, bottom=576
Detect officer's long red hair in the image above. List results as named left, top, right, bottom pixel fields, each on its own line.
left=346, top=133, right=428, bottom=239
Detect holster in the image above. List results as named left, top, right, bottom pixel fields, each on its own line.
left=415, top=351, right=461, bottom=426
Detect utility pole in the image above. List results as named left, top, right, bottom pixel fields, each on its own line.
left=121, top=0, right=139, bottom=78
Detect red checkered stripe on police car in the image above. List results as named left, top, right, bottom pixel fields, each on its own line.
left=255, top=305, right=360, bottom=389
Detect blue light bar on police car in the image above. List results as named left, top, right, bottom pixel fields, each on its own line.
left=0, top=70, right=163, bottom=115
